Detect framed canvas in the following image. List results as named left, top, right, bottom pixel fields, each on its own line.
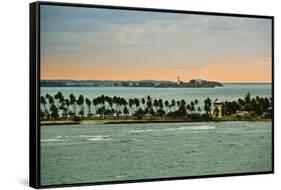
left=29, top=1, right=274, bottom=188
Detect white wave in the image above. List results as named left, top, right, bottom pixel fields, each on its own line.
left=130, top=125, right=215, bottom=133
left=86, top=135, right=111, bottom=141
left=79, top=135, right=97, bottom=138
left=130, top=129, right=154, bottom=133
left=176, top=126, right=216, bottom=130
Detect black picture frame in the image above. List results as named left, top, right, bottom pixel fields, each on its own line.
left=30, top=1, right=274, bottom=189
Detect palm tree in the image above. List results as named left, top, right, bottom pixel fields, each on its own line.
left=177, top=104, right=187, bottom=117
left=129, top=98, right=134, bottom=115
left=107, top=96, right=113, bottom=110
left=204, top=97, right=212, bottom=116
left=96, top=106, right=105, bottom=118
left=40, top=96, right=48, bottom=117
left=69, top=94, right=76, bottom=115
left=120, top=98, right=127, bottom=116
left=46, top=94, right=54, bottom=116
left=85, top=98, right=92, bottom=116
left=141, top=98, right=145, bottom=109
left=250, top=98, right=257, bottom=112
left=176, top=100, right=180, bottom=108
left=113, top=97, right=120, bottom=117
left=77, top=95, right=84, bottom=117
left=153, top=99, right=159, bottom=111
left=147, top=96, right=151, bottom=103
left=146, top=96, right=153, bottom=115
left=194, top=99, right=199, bottom=111
left=54, top=92, right=63, bottom=106
left=40, top=109, right=45, bottom=119
left=186, top=104, right=191, bottom=114
left=180, top=99, right=186, bottom=106
left=50, top=104, right=59, bottom=119
left=190, top=101, right=195, bottom=113
left=59, top=93, right=64, bottom=104
left=135, top=108, right=145, bottom=118
left=158, top=99, right=163, bottom=110
left=64, top=98, right=70, bottom=117
left=59, top=101, right=68, bottom=118
left=244, top=92, right=251, bottom=104
left=134, top=98, right=140, bottom=112
left=238, top=98, right=245, bottom=106
left=123, top=106, right=129, bottom=117
left=164, top=100, right=169, bottom=113
left=100, top=94, right=105, bottom=109
left=171, top=99, right=176, bottom=112
left=112, top=96, right=118, bottom=111
left=157, top=107, right=165, bottom=116
left=92, top=98, right=98, bottom=116
left=265, top=97, right=271, bottom=111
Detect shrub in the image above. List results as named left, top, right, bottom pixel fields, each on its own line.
left=73, top=116, right=82, bottom=122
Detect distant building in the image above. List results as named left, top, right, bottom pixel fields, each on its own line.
left=195, top=77, right=204, bottom=84
left=213, top=99, right=223, bottom=118
left=177, top=76, right=181, bottom=84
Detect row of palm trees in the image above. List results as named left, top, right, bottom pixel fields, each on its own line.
left=40, top=92, right=207, bottom=120
left=40, top=92, right=272, bottom=120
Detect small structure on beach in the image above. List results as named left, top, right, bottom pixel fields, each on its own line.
left=213, top=99, right=223, bottom=118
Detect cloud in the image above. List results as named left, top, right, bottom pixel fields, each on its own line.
left=41, top=5, right=272, bottom=82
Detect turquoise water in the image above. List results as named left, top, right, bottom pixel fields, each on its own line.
left=41, top=121, right=272, bottom=186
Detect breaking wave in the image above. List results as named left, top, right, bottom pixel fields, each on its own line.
left=130, top=125, right=215, bottom=133
left=86, top=135, right=112, bottom=141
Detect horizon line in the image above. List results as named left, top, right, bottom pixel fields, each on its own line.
left=40, top=79, right=272, bottom=84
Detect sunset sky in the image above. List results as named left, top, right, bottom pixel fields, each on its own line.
left=41, top=5, right=272, bottom=83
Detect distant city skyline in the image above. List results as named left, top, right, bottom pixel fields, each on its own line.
left=41, top=5, right=272, bottom=83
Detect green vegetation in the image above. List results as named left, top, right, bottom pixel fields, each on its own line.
left=222, top=92, right=272, bottom=117
left=40, top=92, right=272, bottom=124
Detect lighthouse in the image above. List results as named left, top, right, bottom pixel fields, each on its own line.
left=177, top=76, right=181, bottom=84
left=213, top=99, right=223, bottom=118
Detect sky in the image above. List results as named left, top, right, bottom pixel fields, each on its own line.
left=40, top=5, right=272, bottom=83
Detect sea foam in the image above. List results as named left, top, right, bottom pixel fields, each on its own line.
left=86, top=135, right=111, bottom=141
left=130, top=125, right=215, bottom=133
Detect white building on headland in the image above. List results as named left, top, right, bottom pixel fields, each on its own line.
left=195, top=76, right=204, bottom=84
left=177, top=76, right=181, bottom=84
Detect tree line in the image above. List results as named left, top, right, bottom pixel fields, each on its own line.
left=221, top=92, right=272, bottom=116
left=40, top=92, right=272, bottom=120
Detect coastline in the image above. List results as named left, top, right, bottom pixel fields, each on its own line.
left=40, top=117, right=272, bottom=126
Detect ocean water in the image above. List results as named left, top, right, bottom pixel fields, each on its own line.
left=41, top=84, right=272, bottom=104
left=40, top=121, right=272, bottom=186
left=40, top=84, right=272, bottom=185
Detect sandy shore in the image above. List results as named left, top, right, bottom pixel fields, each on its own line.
left=40, top=117, right=271, bottom=126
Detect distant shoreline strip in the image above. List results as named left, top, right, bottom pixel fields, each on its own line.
left=40, top=118, right=271, bottom=126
